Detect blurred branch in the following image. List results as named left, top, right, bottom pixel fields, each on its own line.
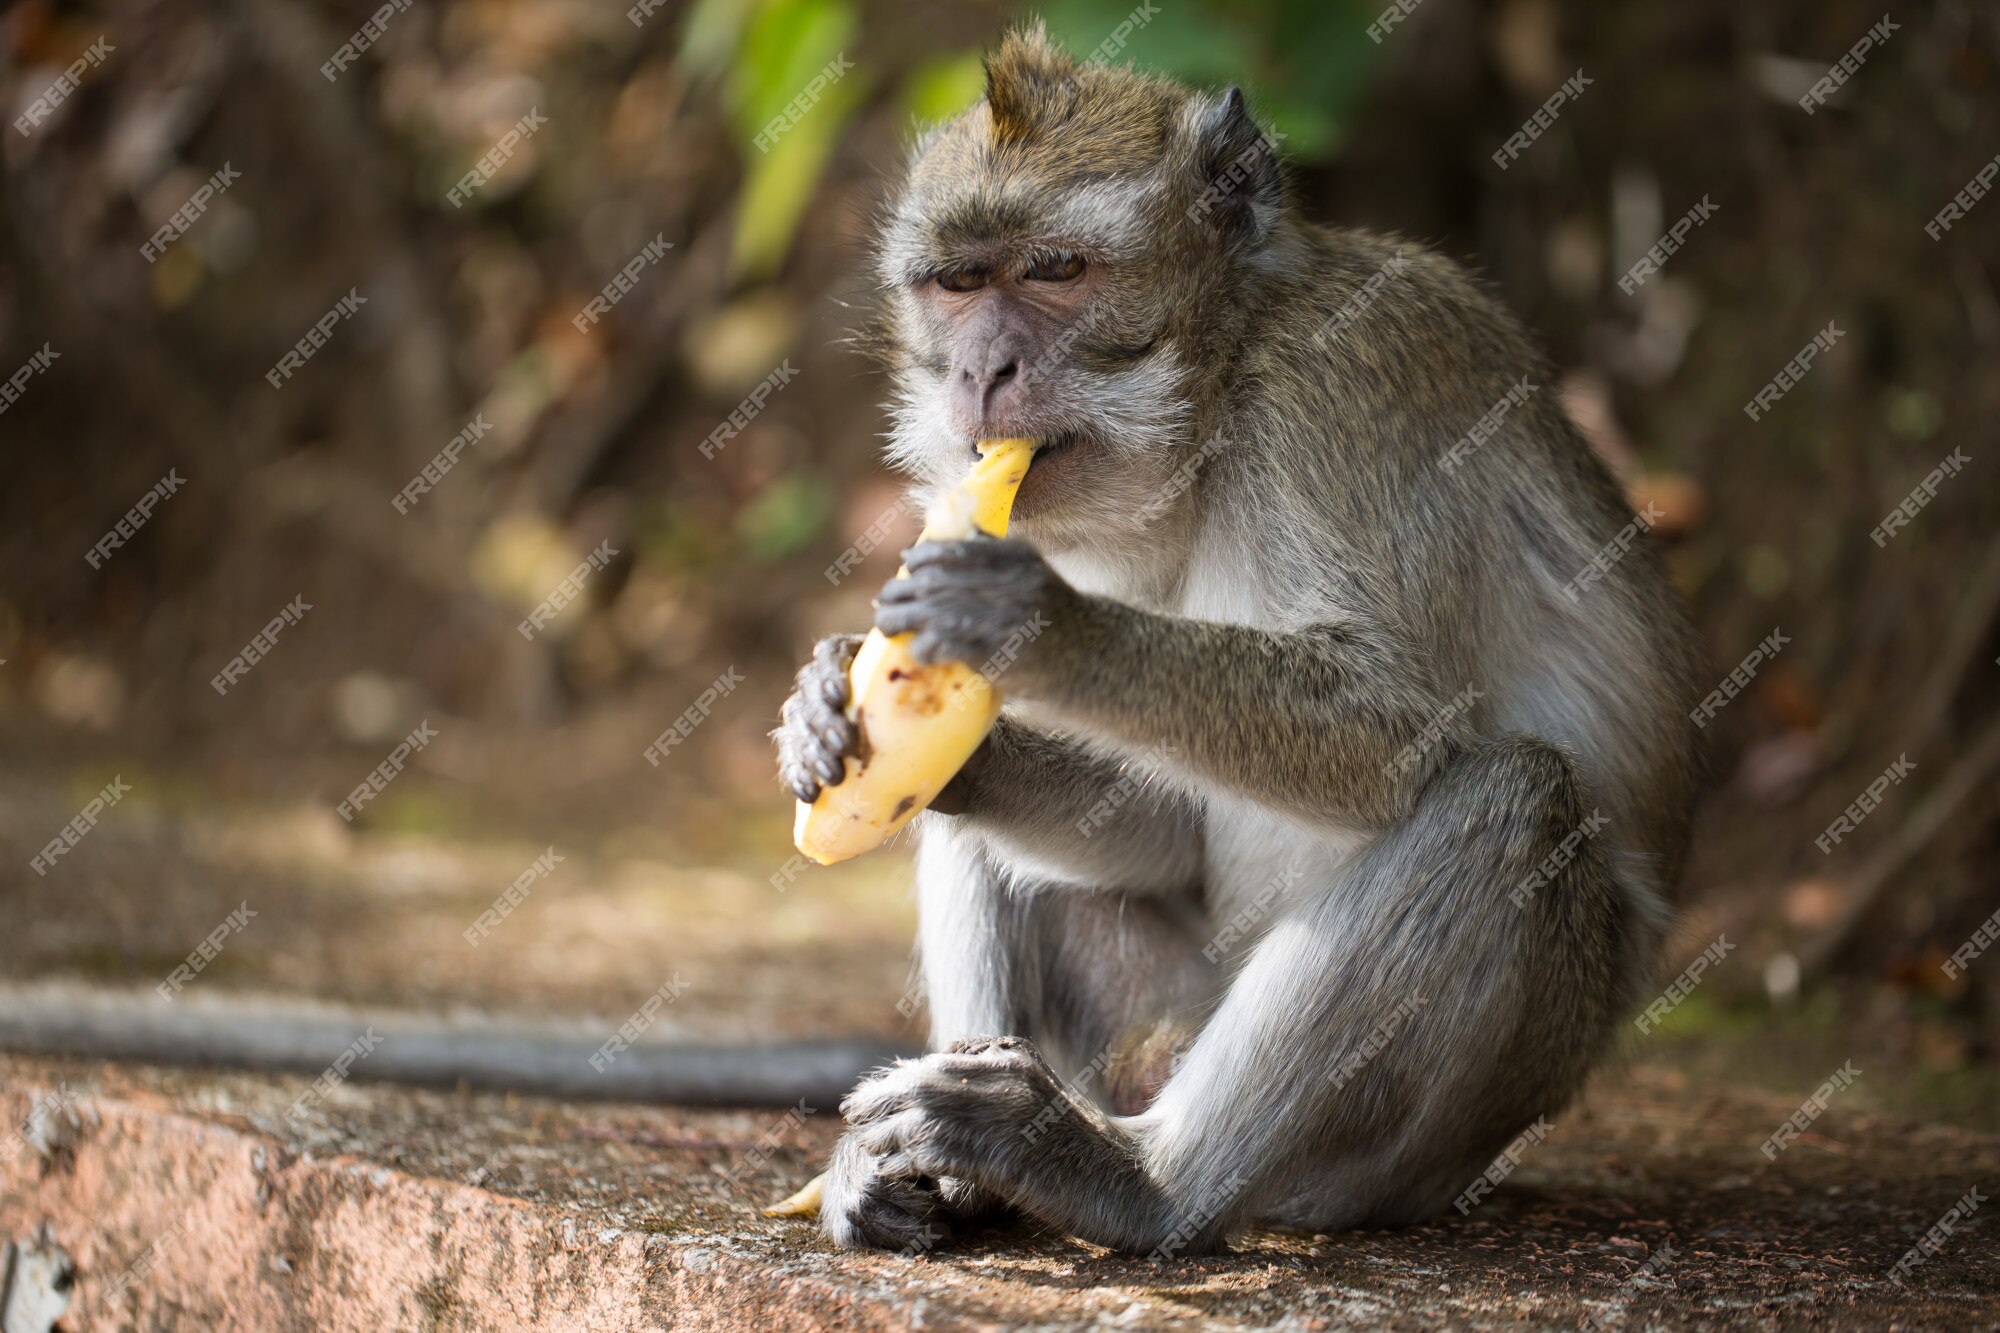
left=509, top=218, right=734, bottom=517
left=1907, top=542, right=2000, bottom=753
left=0, top=194, right=227, bottom=462
left=1800, top=710, right=2000, bottom=978
left=225, top=0, right=459, bottom=456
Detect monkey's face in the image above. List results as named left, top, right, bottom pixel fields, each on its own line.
left=871, top=26, right=1281, bottom=551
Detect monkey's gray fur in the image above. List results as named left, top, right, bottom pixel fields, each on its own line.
left=775, top=23, right=1704, bottom=1256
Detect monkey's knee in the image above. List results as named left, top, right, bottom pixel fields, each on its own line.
left=1412, top=734, right=1631, bottom=1007
left=1418, top=736, right=1611, bottom=898
left=1427, top=733, right=1590, bottom=831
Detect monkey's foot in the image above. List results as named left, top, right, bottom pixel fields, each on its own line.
left=838, top=1037, right=1184, bottom=1255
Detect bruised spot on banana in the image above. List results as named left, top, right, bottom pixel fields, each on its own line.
left=791, top=438, right=1037, bottom=866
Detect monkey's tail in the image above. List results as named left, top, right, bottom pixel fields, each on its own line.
left=0, top=981, right=915, bottom=1108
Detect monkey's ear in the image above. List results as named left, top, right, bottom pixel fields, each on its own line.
left=1189, top=86, right=1282, bottom=249
left=985, top=21, right=1077, bottom=142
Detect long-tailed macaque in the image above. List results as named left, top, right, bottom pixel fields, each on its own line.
left=776, top=24, right=1702, bottom=1255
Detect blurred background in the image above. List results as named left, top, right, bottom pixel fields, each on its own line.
left=2, top=0, right=1996, bottom=1125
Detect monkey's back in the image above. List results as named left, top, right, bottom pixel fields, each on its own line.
left=1204, top=224, right=1706, bottom=898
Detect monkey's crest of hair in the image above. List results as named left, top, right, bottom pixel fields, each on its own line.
left=931, top=22, right=1186, bottom=172
left=982, top=20, right=1081, bottom=144
left=876, top=21, right=1285, bottom=292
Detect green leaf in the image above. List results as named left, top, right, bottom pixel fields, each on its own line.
left=903, top=50, right=988, bottom=126
left=1020, top=0, right=1383, bottom=161
left=679, top=0, right=752, bottom=78
left=732, top=73, right=866, bottom=280
left=733, top=0, right=858, bottom=139
left=722, top=0, right=868, bottom=279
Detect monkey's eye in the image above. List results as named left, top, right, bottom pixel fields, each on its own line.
left=1025, top=251, right=1085, bottom=282
left=936, top=268, right=989, bottom=293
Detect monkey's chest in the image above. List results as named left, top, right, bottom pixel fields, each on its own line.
left=1199, top=797, right=1374, bottom=935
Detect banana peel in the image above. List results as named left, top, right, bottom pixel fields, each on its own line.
left=792, top=438, right=1036, bottom=865
left=763, top=1170, right=826, bottom=1217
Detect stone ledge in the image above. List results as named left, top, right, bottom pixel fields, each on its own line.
left=3, top=1054, right=1997, bottom=1330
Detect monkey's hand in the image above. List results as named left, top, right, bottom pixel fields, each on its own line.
left=873, top=538, right=1075, bottom=690
left=837, top=1036, right=1178, bottom=1255
left=819, top=1102, right=1008, bottom=1254
left=774, top=632, right=864, bottom=804
left=818, top=1130, right=956, bottom=1255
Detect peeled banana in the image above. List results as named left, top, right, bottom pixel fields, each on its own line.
left=792, top=438, right=1037, bottom=865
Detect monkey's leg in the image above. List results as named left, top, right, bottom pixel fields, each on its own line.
left=838, top=736, right=1658, bottom=1254
left=820, top=816, right=1209, bottom=1252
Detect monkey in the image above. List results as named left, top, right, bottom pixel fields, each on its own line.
left=774, top=23, right=1704, bottom=1257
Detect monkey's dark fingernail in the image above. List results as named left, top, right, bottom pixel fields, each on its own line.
left=814, top=754, right=846, bottom=785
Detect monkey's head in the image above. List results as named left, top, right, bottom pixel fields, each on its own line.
left=874, top=23, right=1284, bottom=550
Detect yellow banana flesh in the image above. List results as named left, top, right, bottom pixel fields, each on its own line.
left=792, top=438, right=1037, bottom=865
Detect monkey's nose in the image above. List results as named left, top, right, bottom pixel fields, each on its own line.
left=952, top=337, right=1027, bottom=429
left=981, top=343, right=1021, bottom=387
left=962, top=352, right=1019, bottom=400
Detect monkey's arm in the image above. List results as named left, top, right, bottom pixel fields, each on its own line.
left=775, top=633, right=1203, bottom=888
left=1035, top=602, right=1455, bottom=826
left=943, top=716, right=1205, bottom=891
left=877, top=541, right=1460, bottom=829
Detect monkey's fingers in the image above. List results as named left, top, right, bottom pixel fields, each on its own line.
left=898, top=536, right=1028, bottom=570
left=764, top=1170, right=827, bottom=1217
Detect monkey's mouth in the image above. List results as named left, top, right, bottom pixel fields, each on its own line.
left=1005, top=431, right=1086, bottom=519
left=1029, top=431, right=1083, bottom=467
left=967, top=430, right=1082, bottom=468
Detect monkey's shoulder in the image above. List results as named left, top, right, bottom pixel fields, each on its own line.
left=1273, top=225, right=1534, bottom=358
